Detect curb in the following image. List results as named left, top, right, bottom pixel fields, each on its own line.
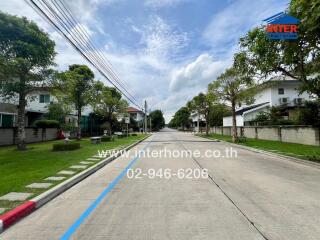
left=196, top=134, right=320, bottom=169
left=0, top=134, right=151, bottom=233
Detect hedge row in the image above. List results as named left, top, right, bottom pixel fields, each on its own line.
left=34, top=120, right=60, bottom=128
left=52, top=142, right=80, bottom=151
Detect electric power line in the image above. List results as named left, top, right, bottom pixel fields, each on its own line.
left=26, top=0, right=144, bottom=110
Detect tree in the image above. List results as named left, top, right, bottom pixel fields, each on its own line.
left=169, top=106, right=191, bottom=130
left=208, top=103, right=231, bottom=127
left=55, top=64, right=94, bottom=140
left=208, top=68, right=256, bottom=142
left=237, top=0, right=320, bottom=98
left=44, top=102, right=71, bottom=124
left=187, top=93, right=213, bottom=135
left=91, top=81, right=128, bottom=135
left=149, top=110, right=165, bottom=131
left=0, top=12, right=56, bottom=150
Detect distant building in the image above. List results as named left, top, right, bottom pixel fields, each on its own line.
left=223, top=78, right=314, bottom=126
left=190, top=113, right=206, bottom=132
left=127, top=107, right=145, bottom=122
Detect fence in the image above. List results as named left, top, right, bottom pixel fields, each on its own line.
left=210, top=126, right=320, bottom=146
left=0, top=127, right=58, bottom=146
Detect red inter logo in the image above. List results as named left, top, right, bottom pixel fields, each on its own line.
left=266, top=24, right=298, bottom=33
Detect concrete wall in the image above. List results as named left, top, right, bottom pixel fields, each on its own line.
left=223, top=116, right=244, bottom=127
left=210, top=126, right=320, bottom=146
left=0, top=127, right=58, bottom=146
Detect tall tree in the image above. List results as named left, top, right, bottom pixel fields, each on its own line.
left=169, top=106, right=191, bottom=130
left=56, top=64, right=94, bottom=140
left=208, top=68, right=256, bottom=142
left=91, top=81, right=128, bottom=135
left=188, top=93, right=212, bottom=135
left=208, top=103, right=231, bottom=127
left=0, top=12, right=56, bottom=150
left=237, top=0, right=320, bottom=98
left=149, top=110, right=165, bottom=131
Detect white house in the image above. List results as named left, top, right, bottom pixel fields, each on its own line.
left=127, top=107, right=145, bottom=122
left=0, top=89, right=93, bottom=127
left=223, top=78, right=314, bottom=126
left=190, top=112, right=206, bottom=132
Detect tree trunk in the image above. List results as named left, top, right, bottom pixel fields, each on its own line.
left=77, top=108, right=81, bottom=140
left=205, top=114, right=209, bottom=136
left=197, top=113, right=200, bottom=133
left=231, top=99, right=238, bottom=143
left=108, top=112, right=112, bottom=136
left=17, top=91, right=27, bottom=150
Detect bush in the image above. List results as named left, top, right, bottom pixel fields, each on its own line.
left=101, top=136, right=114, bottom=142
left=52, top=142, right=80, bottom=151
left=131, top=133, right=137, bottom=136
left=235, top=136, right=247, bottom=143
left=34, top=120, right=60, bottom=128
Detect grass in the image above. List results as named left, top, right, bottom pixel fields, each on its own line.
left=199, top=133, right=320, bottom=162
left=0, top=134, right=147, bottom=212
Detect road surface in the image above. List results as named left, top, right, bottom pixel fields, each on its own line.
left=1, top=129, right=320, bottom=239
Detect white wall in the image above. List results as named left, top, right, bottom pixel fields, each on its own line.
left=243, top=106, right=270, bottom=122
left=26, top=92, right=57, bottom=113
left=223, top=115, right=244, bottom=127
left=270, top=82, right=313, bottom=106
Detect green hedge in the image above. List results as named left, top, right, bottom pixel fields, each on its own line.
left=52, top=142, right=80, bottom=151
left=131, top=133, right=137, bottom=136
left=34, top=120, right=60, bottom=128
left=101, top=136, right=114, bottom=142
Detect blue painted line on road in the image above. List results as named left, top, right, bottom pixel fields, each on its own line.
left=60, top=138, right=153, bottom=240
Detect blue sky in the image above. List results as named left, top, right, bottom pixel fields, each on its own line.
left=1, top=0, right=289, bottom=121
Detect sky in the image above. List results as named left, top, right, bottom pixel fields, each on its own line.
left=0, top=0, right=289, bottom=122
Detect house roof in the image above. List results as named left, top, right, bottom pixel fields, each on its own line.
left=236, top=102, right=269, bottom=115
left=127, top=107, right=143, bottom=113
left=224, top=102, right=270, bottom=117
left=264, top=12, right=300, bottom=24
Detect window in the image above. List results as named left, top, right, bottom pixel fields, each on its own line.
left=39, top=94, right=50, bottom=103
left=278, top=88, right=284, bottom=95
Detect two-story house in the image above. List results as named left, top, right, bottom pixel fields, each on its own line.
left=0, top=89, right=93, bottom=128
left=223, top=78, right=314, bottom=126
left=127, top=107, right=145, bottom=123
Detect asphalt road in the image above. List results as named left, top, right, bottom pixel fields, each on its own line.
left=1, top=128, right=320, bottom=240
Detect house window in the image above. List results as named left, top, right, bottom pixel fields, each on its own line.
left=278, top=88, right=284, bottom=95
left=39, top=94, right=50, bottom=103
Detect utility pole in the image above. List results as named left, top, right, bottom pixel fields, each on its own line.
left=149, top=117, right=152, bottom=133
left=144, top=100, right=148, bottom=134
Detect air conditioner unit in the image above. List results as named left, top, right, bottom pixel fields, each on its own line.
left=279, top=97, right=289, bottom=104
left=294, top=98, right=303, bottom=105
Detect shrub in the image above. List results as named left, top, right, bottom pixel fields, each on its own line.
left=131, top=133, right=137, bottom=136
left=235, top=136, right=247, bottom=143
left=34, top=120, right=60, bottom=128
left=52, top=142, right=80, bottom=151
left=101, top=136, right=114, bottom=142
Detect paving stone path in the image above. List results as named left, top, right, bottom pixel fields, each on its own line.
left=79, top=161, right=92, bottom=165
left=26, top=183, right=53, bottom=189
left=45, top=176, right=66, bottom=181
left=69, top=165, right=87, bottom=169
left=0, top=192, right=33, bottom=201
left=57, top=170, right=76, bottom=175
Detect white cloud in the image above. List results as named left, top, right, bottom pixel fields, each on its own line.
left=203, top=0, right=288, bottom=49
left=144, top=0, right=189, bottom=8
left=169, top=54, right=229, bottom=92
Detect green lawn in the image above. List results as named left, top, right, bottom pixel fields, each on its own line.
left=199, top=133, right=320, bottom=162
left=0, top=134, right=147, bottom=211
